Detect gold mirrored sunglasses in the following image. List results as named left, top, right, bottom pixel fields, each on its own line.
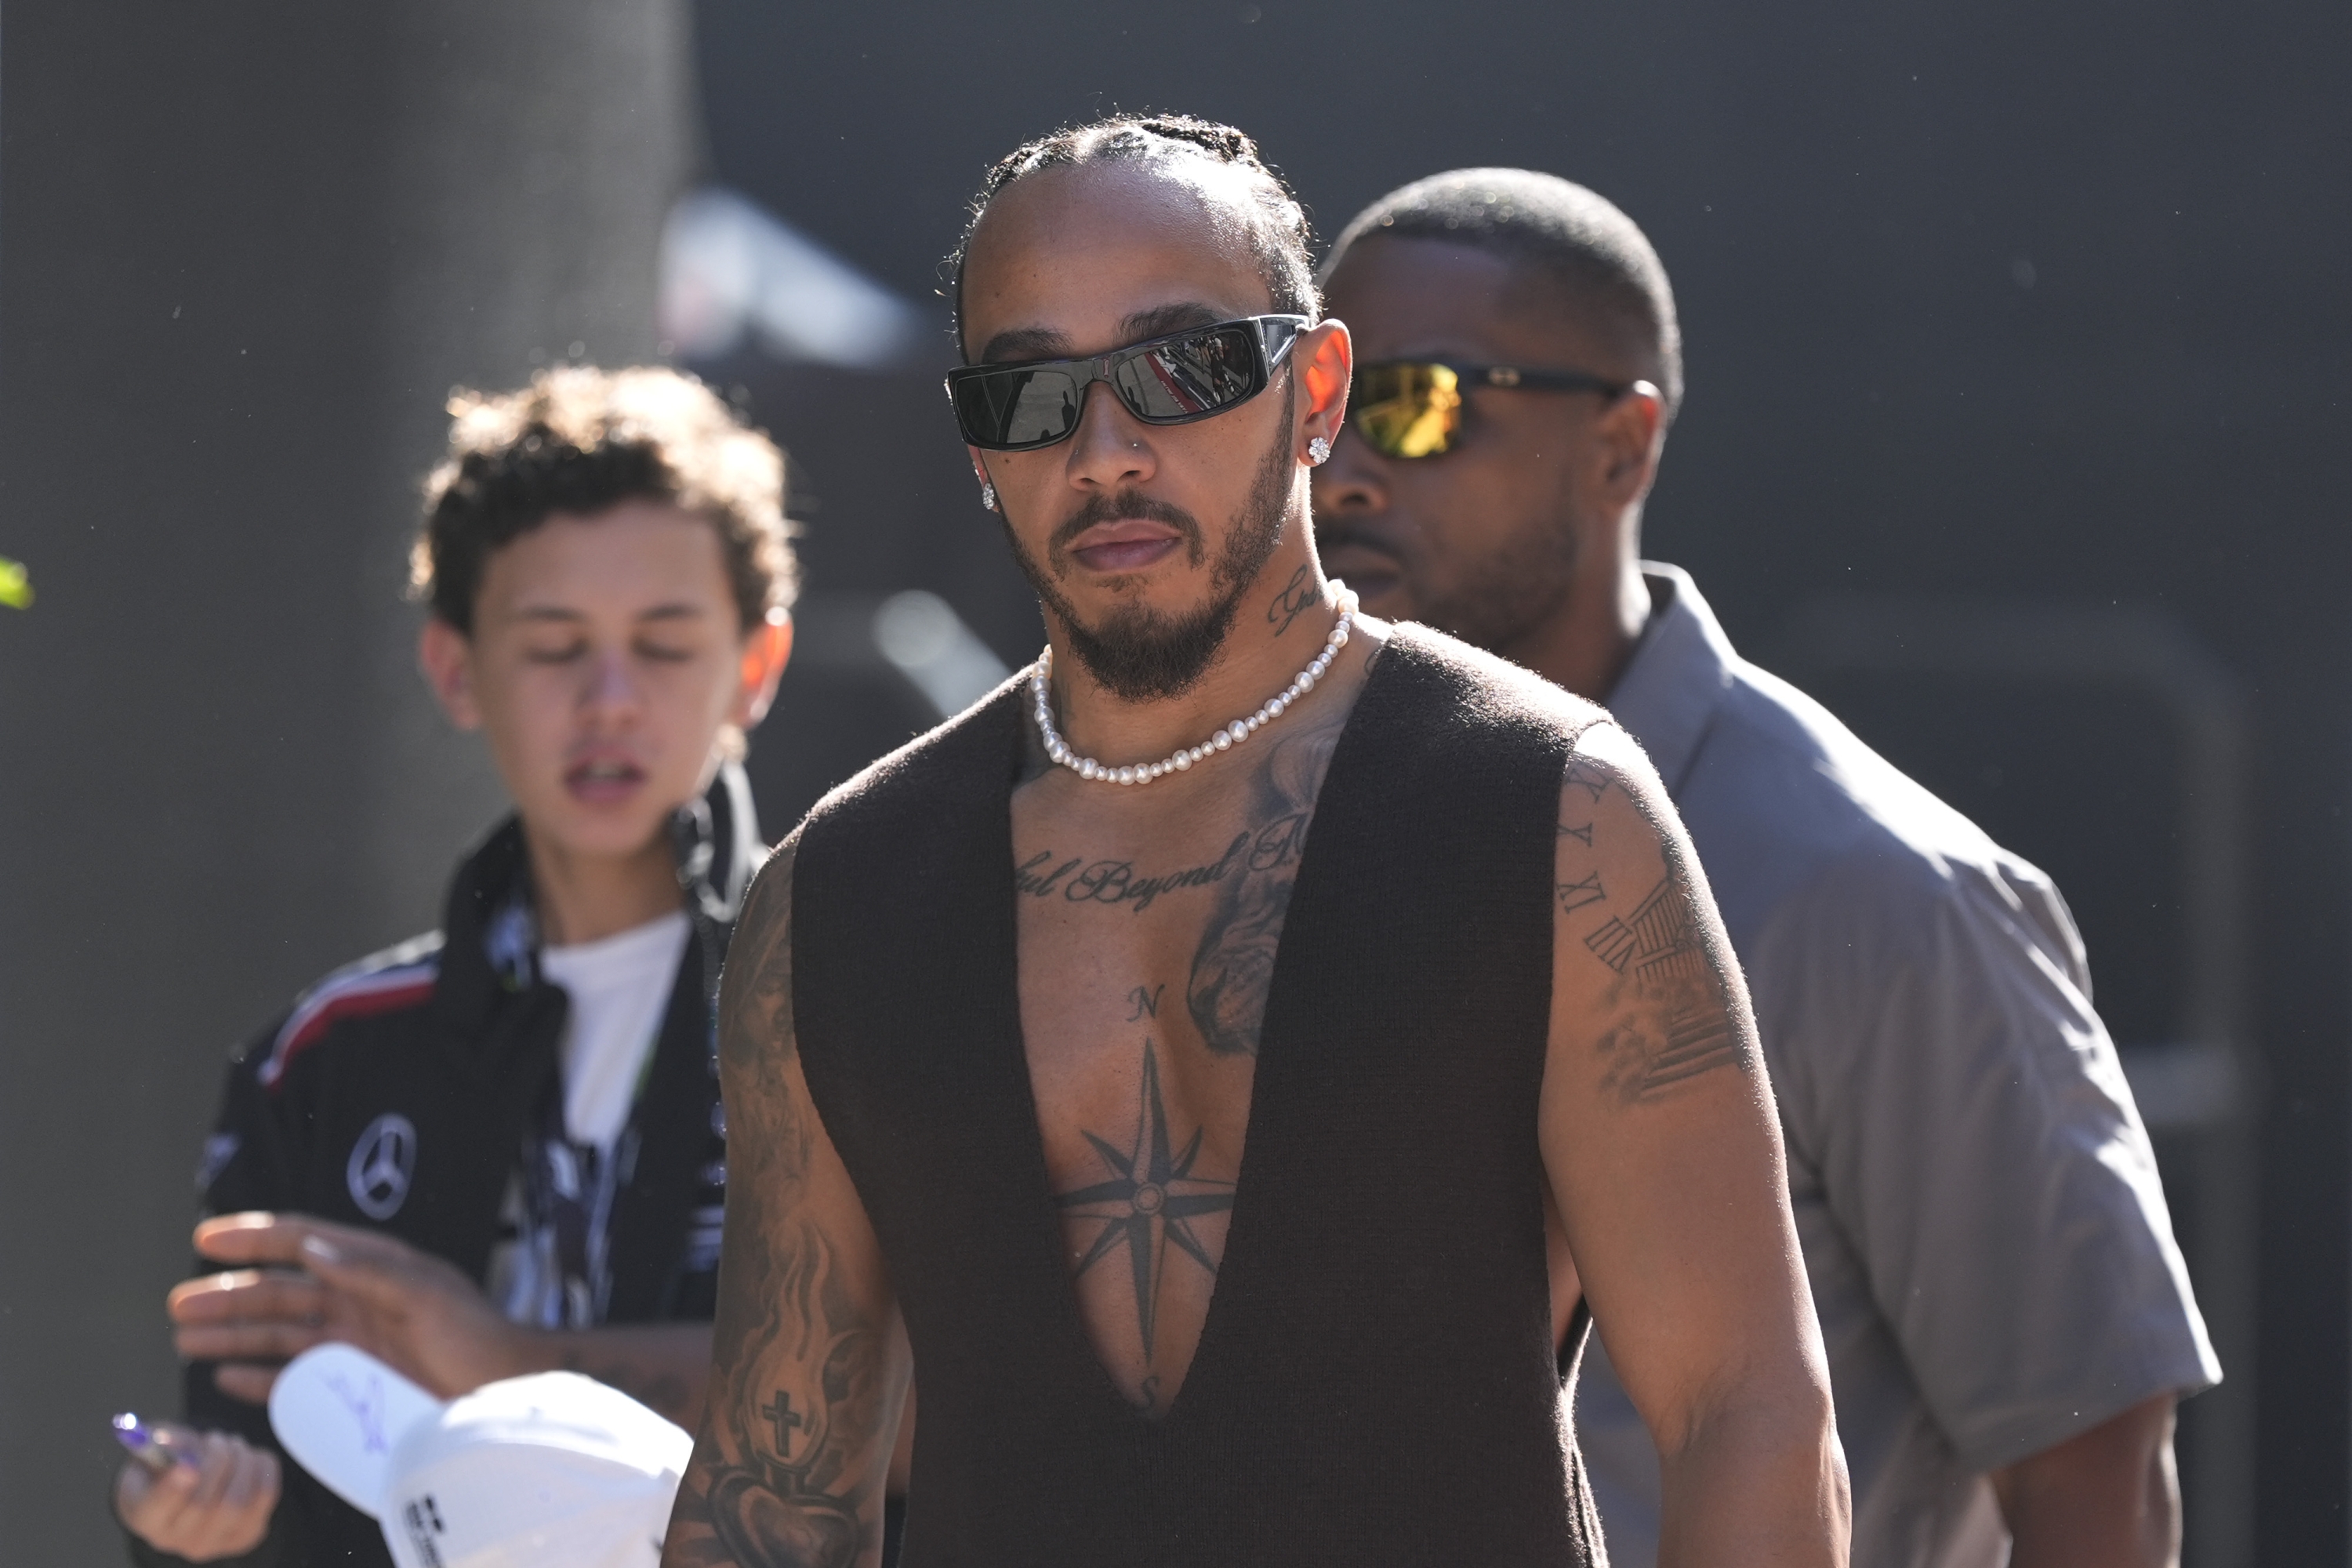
left=1349, top=361, right=1639, bottom=459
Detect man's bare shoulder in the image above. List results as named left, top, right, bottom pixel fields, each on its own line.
left=1549, top=721, right=1761, bottom=1109
left=719, top=831, right=799, bottom=1076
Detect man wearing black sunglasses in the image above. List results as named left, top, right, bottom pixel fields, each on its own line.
left=666, top=118, right=1847, bottom=1568
left=1314, top=169, right=2218, bottom=1568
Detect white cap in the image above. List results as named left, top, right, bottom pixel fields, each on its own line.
left=269, top=1344, right=694, bottom=1568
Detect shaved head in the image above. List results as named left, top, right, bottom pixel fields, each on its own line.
left=1323, top=169, right=1681, bottom=419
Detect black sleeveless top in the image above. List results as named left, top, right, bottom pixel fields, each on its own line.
left=793, top=625, right=1609, bottom=1566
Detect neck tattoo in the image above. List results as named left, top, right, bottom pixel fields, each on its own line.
left=1032, top=584, right=1359, bottom=787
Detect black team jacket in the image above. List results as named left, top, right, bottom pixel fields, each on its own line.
left=126, top=764, right=760, bottom=1568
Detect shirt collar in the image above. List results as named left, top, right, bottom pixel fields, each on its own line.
left=1606, top=561, right=1740, bottom=796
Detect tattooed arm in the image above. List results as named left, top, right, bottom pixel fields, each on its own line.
left=662, top=840, right=909, bottom=1568
left=1541, top=724, right=1849, bottom=1568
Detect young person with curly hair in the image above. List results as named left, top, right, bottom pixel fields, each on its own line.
left=120, top=366, right=797, bottom=1567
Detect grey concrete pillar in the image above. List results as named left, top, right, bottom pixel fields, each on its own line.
left=0, top=5, right=688, bottom=1558
left=362, top=4, right=692, bottom=931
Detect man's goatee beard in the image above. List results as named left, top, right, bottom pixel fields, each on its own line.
left=1008, top=395, right=1297, bottom=704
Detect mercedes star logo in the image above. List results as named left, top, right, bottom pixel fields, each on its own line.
left=346, top=1112, right=417, bottom=1221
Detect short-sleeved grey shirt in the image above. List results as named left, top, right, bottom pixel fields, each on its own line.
left=1575, top=565, right=2220, bottom=1568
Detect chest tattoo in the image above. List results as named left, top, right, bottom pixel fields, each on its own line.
left=1055, top=1036, right=1236, bottom=1404
left=1020, top=701, right=1348, bottom=1058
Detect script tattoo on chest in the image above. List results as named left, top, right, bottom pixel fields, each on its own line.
left=1015, top=828, right=1287, bottom=916
left=1018, top=709, right=1345, bottom=1058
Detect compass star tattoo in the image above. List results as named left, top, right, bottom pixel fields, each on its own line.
left=1055, top=1039, right=1236, bottom=1363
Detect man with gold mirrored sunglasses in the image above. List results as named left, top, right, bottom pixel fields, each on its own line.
left=1314, top=170, right=2218, bottom=1568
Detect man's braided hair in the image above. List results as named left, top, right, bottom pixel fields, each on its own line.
left=949, top=114, right=1319, bottom=356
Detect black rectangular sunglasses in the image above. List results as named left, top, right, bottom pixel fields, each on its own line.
left=946, top=314, right=1308, bottom=452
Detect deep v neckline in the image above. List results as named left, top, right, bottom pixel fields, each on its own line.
left=994, top=644, right=1397, bottom=1427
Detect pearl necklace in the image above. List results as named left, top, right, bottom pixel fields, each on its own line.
left=1031, top=586, right=1359, bottom=786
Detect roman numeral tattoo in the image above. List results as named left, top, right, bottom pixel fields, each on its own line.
left=1556, top=873, right=1606, bottom=913
left=1582, top=873, right=1749, bottom=1102
left=1558, top=755, right=1755, bottom=1107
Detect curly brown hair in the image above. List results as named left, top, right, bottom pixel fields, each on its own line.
left=412, top=365, right=799, bottom=634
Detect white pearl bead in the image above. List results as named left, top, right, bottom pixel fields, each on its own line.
left=1030, top=622, right=1344, bottom=786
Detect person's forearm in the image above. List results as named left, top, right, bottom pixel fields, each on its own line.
left=1657, top=1393, right=1849, bottom=1568
left=1994, top=1396, right=2180, bottom=1568
left=517, top=1323, right=713, bottom=1432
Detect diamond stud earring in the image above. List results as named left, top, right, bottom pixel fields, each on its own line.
left=1307, top=436, right=1331, bottom=466
left=980, top=481, right=998, bottom=512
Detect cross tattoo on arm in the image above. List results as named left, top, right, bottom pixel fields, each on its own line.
left=762, top=1391, right=804, bottom=1457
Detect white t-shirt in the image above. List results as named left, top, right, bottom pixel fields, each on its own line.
left=539, top=909, right=692, bottom=1156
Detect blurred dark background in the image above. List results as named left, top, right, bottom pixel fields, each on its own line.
left=3, top=1, right=2345, bottom=1562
